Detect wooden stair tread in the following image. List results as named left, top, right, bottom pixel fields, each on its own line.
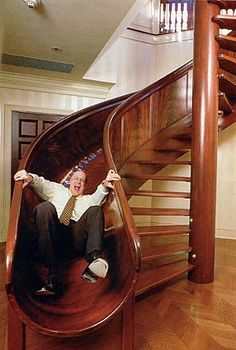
left=216, top=34, right=236, bottom=52
left=126, top=190, right=190, bottom=198
left=218, top=109, right=236, bottom=131
left=219, top=54, right=236, bottom=75
left=135, top=260, right=194, bottom=296
left=213, top=15, right=236, bottom=30
left=130, top=207, right=190, bottom=216
left=219, top=73, right=236, bottom=99
left=155, top=139, right=191, bottom=152
left=219, top=91, right=234, bottom=114
left=123, top=174, right=191, bottom=182
left=137, top=225, right=191, bottom=236
left=129, top=159, right=191, bottom=165
left=172, top=127, right=192, bottom=140
left=141, top=243, right=192, bottom=262
left=208, top=0, right=236, bottom=9
left=155, top=144, right=191, bottom=152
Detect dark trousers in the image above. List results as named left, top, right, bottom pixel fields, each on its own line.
left=33, top=202, right=104, bottom=274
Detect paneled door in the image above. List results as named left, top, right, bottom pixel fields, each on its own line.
left=11, top=111, right=64, bottom=182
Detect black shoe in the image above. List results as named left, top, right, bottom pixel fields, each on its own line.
left=35, top=274, right=62, bottom=297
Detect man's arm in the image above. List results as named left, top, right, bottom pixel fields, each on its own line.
left=88, top=170, right=121, bottom=206
left=14, top=170, right=33, bottom=188
left=102, top=170, right=121, bottom=190
left=14, top=169, right=61, bottom=201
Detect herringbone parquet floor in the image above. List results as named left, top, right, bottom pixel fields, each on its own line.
left=135, top=238, right=236, bottom=350
left=1, top=238, right=236, bottom=350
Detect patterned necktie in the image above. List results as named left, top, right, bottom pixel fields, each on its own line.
left=59, top=196, right=77, bottom=226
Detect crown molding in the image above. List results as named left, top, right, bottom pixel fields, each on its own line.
left=0, top=71, right=111, bottom=99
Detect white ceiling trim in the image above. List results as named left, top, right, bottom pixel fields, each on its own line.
left=0, top=71, right=111, bottom=99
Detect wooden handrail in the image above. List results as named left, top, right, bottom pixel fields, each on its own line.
left=5, top=182, right=23, bottom=292
left=103, top=60, right=193, bottom=272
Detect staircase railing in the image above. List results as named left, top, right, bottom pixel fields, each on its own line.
left=103, top=61, right=193, bottom=272
left=128, top=0, right=194, bottom=35
left=160, top=0, right=194, bottom=33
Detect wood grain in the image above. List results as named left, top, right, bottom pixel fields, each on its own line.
left=2, top=239, right=236, bottom=350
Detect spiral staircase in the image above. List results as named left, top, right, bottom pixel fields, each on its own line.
left=5, top=1, right=236, bottom=349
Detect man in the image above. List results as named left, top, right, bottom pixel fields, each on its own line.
left=14, top=168, right=121, bottom=296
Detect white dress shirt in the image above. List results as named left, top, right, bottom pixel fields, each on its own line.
left=29, top=174, right=109, bottom=222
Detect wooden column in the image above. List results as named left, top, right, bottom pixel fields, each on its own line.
left=188, top=0, right=219, bottom=283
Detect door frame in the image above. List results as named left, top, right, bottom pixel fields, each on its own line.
left=1, top=104, right=72, bottom=242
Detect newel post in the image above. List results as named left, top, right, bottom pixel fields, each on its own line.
left=188, top=0, right=219, bottom=283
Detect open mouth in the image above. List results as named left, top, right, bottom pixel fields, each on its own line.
left=74, top=185, right=80, bottom=191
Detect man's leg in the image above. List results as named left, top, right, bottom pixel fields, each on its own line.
left=71, top=206, right=108, bottom=282
left=33, top=201, right=65, bottom=295
left=71, top=205, right=104, bottom=260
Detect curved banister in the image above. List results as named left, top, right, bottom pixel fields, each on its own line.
left=103, top=60, right=193, bottom=271
left=5, top=94, right=131, bottom=292
left=5, top=93, right=137, bottom=341
left=5, top=182, right=23, bottom=292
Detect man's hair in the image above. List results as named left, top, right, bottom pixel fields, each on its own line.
left=71, top=169, right=88, bottom=183
left=61, top=167, right=88, bottom=187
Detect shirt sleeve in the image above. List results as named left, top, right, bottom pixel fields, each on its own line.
left=28, top=173, right=60, bottom=201
left=87, top=184, right=109, bottom=206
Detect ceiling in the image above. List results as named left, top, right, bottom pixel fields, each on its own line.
left=1, top=0, right=143, bottom=84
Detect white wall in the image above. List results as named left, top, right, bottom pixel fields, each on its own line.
left=84, top=31, right=193, bottom=98
left=217, top=125, right=236, bottom=239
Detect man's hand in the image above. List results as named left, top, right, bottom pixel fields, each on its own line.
left=102, top=170, right=121, bottom=190
left=14, top=170, right=33, bottom=188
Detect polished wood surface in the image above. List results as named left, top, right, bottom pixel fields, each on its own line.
left=208, top=0, right=236, bottom=9
left=216, top=35, right=236, bottom=52
left=189, top=0, right=236, bottom=283
left=190, top=0, right=219, bottom=283
left=213, top=15, right=236, bottom=30
left=137, top=225, right=191, bottom=236
left=219, top=73, right=236, bottom=100
left=219, top=54, right=236, bottom=75
left=130, top=207, right=190, bottom=216
left=5, top=1, right=236, bottom=347
left=126, top=190, right=191, bottom=199
left=219, top=92, right=233, bottom=115
left=103, top=61, right=195, bottom=303
left=135, top=238, right=236, bottom=349
left=5, top=94, right=137, bottom=348
left=2, top=239, right=236, bottom=349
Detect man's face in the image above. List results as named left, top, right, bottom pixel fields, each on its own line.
left=69, top=170, right=86, bottom=196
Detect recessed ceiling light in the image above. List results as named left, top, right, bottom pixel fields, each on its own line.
left=51, top=47, right=62, bottom=53
left=23, top=0, right=40, bottom=8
